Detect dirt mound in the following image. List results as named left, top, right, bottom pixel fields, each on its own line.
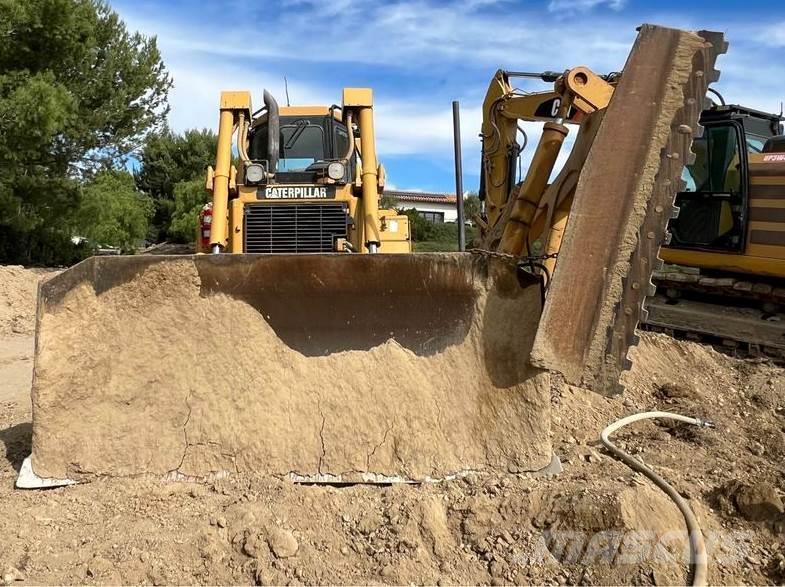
left=0, top=266, right=55, bottom=336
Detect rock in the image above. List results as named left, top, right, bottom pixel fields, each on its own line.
left=749, top=441, right=766, bottom=457
left=2, top=567, right=23, bottom=584
left=735, top=482, right=784, bottom=521
left=217, top=516, right=227, bottom=528
left=267, top=528, right=299, bottom=559
left=340, top=546, right=349, bottom=556
left=243, top=533, right=263, bottom=557
left=489, top=560, right=507, bottom=579
left=87, top=556, right=113, bottom=578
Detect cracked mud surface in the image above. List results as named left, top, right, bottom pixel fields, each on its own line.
left=2, top=265, right=785, bottom=585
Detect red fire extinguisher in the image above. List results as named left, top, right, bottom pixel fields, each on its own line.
left=199, top=203, right=212, bottom=252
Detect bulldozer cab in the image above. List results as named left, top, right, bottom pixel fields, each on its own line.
left=669, top=105, right=784, bottom=253
left=248, top=111, right=354, bottom=179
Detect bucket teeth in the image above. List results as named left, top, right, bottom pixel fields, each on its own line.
left=611, top=29, right=727, bottom=389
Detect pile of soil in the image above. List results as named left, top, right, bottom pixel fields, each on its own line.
left=0, top=264, right=783, bottom=585
left=0, top=266, right=55, bottom=336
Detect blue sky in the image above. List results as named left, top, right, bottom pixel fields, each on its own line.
left=113, top=0, right=785, bottom=193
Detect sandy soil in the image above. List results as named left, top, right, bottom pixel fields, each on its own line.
left=0, top=265, right=783, bottom=585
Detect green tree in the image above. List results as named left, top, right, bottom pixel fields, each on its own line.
left=135, top=129, right=217, bottom=240
left=379, top=191, right=398, bottom=210
left=76, top=171, right=153, bottom=252
left=401, top=209, right=429, bottom=241
left=169, top=178, right=209, bottom=243
left=0, top=0, right=170, bottom=264
left=463, top=192, right=481, bottom=222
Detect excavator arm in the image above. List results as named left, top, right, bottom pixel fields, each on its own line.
left=478, top=68, right=616, bottom=257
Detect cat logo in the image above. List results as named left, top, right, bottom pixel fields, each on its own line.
left=261, top=186, right=335, bottom=199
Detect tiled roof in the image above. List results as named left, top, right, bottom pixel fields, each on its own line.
left=385, top=190, right=457, bottom=204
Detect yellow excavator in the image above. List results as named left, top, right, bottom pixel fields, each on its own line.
left=21, top=25, right=725, bottom=488
left=646, top=103, right=785, bottom=355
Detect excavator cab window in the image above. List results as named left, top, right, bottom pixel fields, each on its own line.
left=669, top=122, right=747, bottom=252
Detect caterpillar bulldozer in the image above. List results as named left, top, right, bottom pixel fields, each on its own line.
left=645, top=103, right=785, bottom=355
left=195, top=88, right=410, bottom=255
left=21, top=24, right=725, bottom=488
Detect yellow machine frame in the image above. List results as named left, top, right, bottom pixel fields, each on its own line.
left=203, top=88, right=410, bottom=254
left=478, top=67, right=615, bottom=273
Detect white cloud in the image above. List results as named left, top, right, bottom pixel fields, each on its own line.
left=117, top=0, right=785, bottom=191
left=548, top=0, right=625, bottom=12
left=123, top=1, right=635, bottom=73
left=755, top=21, right=785, bottom=47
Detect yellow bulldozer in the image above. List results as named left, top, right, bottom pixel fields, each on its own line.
left=195, top=88, right=410, bottom=255
left=20, top=24, right=725, bottom=488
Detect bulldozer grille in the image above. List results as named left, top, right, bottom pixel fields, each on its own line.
left=243, top=202, right=348, bottom=253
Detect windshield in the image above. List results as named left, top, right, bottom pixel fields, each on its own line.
left=248, top=114, right=350, bottom=174
left=746, top=134, right=767, bottom=154
left=279, top=122, right=325, bottom=171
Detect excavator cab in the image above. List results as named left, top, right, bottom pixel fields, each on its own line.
left=669, top=105, right=784, bottom=253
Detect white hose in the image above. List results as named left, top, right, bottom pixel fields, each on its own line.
left=600, top=411, right=715, bottom=587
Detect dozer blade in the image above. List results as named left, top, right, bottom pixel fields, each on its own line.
left=530, top=25, right=727, bottom=393
left=29, top=254, right=553, bottom=483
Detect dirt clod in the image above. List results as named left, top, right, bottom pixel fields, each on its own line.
left=735, top=482, right=784, bottom=521
left=267, top=528, right=299, bottom=559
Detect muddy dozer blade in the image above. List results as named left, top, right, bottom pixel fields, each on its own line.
left=530, top=25, right=727, bottom=394
left=30, top=253, right=552, bottom=483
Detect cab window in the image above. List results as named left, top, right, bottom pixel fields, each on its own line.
left=279, top=122, right=325, bottom=171
left=671, top=123, right=745, bottom=252
left=681, top=125, right=741, bottom=194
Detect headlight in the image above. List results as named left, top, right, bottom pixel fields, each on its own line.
left=327, top=162, right=346, bottom=181
left=245, top=163, right=266, bottom=183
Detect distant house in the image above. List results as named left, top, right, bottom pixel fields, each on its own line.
left=384, top=190, right=458, bottom=223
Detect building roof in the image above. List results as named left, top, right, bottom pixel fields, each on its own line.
left=385, top=190, right=457, bottom=204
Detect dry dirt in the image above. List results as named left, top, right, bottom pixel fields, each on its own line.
left=31, top=257, right=550, bottom=481
left=1, top=265, right=784, bottom=586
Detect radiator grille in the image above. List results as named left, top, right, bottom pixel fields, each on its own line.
left=243, top=203, right=348, bottom=253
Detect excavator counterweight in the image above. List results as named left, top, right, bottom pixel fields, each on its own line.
left=23, top=24, right=725, bottom=487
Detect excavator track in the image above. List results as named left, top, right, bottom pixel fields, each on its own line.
left=646, top=267, right=785, bottom=358
left=530, top=26, right=728, bottom=394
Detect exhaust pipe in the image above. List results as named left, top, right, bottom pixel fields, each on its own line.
left=264, top=89, right=280, bottom=175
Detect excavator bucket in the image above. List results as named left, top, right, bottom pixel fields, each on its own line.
left=24, top=24, right=725, bottom=485
left=530, top=25, right=727, bottom=393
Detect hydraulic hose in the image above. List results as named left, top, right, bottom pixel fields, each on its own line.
left=600, top=411, right=715, bottom=587
left=237, top=113, right=250, bottom=164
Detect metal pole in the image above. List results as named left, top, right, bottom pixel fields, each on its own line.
left=452, top=100, right=466, bottom=251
